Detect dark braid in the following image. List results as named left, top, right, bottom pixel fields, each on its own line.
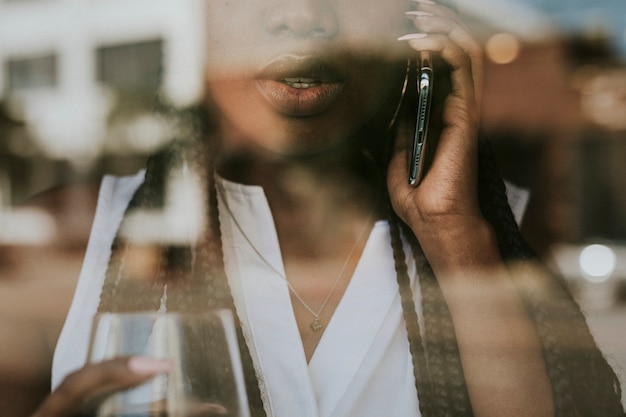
left=389, top=199, right=475, bottom=417
left=405, top=225, right=473, bottom=417
left=204, top=172, right=267, bottom=417
left=97, top=112, right=267, bottom=415
left=476, top=140, right=625, bottom=416
left=382, top=127, right=624, bottom=416
left=97, top=98, right=625, bottom=417
left=98, top=146, right=181, bottom=313
left=387, top=206, right=435, bottom=417
left=382, top=81, right=473, bottom=416
left=476, top=141, right=576, bottom=416
left=476, top=140, right=534, bottom=261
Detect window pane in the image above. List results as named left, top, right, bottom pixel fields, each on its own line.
left=96, top=40, right=163, bottom=93
left=6, top=54, right=57, bottom=90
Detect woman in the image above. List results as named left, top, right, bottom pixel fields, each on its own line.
left=35, top=0, right=624, bottom=416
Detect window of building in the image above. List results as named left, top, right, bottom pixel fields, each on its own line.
left=96, top=39, right=163, bottom=94
left=5, top=54, right=57, bottom=90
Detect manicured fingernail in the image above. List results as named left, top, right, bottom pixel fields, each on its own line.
left=397, top=33, right=428, bottom=41
left=412, top=0, right=437, bottom=4
left=405, top=11, right=434, bottom=17
left=128, top=356, right=172, bottom=375
left=199, top=404, right=229, bottom=415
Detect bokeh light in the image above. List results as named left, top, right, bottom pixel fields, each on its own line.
left=579, top=244, right=617, bottom=283
left=486, top=33, right=521, bottom=64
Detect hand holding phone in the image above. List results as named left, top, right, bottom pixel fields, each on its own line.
left=408, top=52, right=433, bottom=187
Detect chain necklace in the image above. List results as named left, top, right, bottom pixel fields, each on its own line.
left=217, top=184, right=376, bottom=332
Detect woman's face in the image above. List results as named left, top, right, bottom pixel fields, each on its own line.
left=204, top=0, right=409, bottom=156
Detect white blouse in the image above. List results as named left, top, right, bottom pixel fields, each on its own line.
left=52, top=171, right=526, bottom=416
left=215, top=178, right=420, bottom=417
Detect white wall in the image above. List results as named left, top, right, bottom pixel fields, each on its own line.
left=0, top=0, right=206, bottom=159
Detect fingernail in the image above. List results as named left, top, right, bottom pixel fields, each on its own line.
left=412, top=0, right=437, bottom=4
left=128, top=356, right=172, bottom=375
left=397, top=33, right=428, bottom=41
left=405, top=11, right=434, bottom=17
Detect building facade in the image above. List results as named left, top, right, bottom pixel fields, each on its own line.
left=0, top=0, right=205, bottom=163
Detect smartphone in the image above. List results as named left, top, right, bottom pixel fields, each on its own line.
left=408, top=51, right=433, bottom=187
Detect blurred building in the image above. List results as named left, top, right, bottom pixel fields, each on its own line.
left=1, top=0, right=625, bottom=254
left=0, top=0, right=625, bottom=410
left=0, top=0, right=206, bottom=203
left=476, top=19, right=626, bottom=354
left=1, top=0, right=625, bottom=258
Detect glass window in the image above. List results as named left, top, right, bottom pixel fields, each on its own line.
left=96, top=39, right=163, bottom=93
left=5, top=54, right=57, bottom=90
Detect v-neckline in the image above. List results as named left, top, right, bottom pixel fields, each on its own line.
left=217, top=178, right=402, bottom=417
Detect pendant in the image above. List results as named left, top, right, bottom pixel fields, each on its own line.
left=310, top=317, right=322, bottom=332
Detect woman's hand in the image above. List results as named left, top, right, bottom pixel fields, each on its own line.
left=32, top=357, right=172, bottom=417
left=389, top=7, right=555, bottom=415
left=388, top=0, right=486, bottom=246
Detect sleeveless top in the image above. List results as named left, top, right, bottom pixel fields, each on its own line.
left=52, top=171, right=528, bottom=417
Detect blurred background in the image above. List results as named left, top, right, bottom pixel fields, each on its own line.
left=1, top=0, right=625, bottom=414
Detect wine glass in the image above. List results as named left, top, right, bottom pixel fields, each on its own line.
left=87, top=310, right=250, bottom=417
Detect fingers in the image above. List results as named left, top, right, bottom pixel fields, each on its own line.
left=388, top=1, right=483, bottom=226
left=399, top=34, right=476, bottom=103
left=187, top=402, right=229, bottom=416
left=397, top=0, right=483, bottom=174
left=399, top=0, right=484, bottom=110
left=32, top=356, right=172, bottom=417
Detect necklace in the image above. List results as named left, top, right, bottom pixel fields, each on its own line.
left=217, top=184, right=376, bottom=332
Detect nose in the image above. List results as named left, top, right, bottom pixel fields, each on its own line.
left=265, top=0, right=338, bottom=39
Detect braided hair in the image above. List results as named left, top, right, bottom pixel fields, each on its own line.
left=96, top=108, right=267, bottom=416
left=476, top=140, right=625, bottom=417
left=382, top=53, right=625, bottom=416
left=96, top=93, right=625, bottom=417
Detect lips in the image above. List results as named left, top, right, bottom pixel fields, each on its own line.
left=256, top=55, right=345, bottom=116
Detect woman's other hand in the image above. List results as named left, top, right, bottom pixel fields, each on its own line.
left=32, top=356, right=171, bottom=417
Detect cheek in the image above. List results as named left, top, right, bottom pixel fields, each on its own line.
left=204, top=3, right=266, bottom=77
left=206, top=80, right=273, bottom=141
left=333, top=0, right=409, bottom=56
left=345, top=56, right=408, bottom=114
left=206, top=80, right=330, bottom=153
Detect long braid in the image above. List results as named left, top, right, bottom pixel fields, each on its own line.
left=382, top=113, right=473, bottom=416
left=98, top=146, right=181, bottom=313
left=476, top=141, right=533, bottom=261
left=477, top=140, right=625, bottom=416
left=196, top=146, right=266, bottom=417
left=398, top=219, right=473, bottom=417
left=97, top=98, right=625, bottom=417
left=382, top=69, right=475, bottom=414
left=384, top=132, right=624, bottom=417
left=476, top=140, right=576, bottom=416
left=204, top=171, right=267, bottom=417
left=387, top=206, right=435, bottom=417
left=97, top=108, right=267, bottom=415
left=387, top=201, right=474, bottom=417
